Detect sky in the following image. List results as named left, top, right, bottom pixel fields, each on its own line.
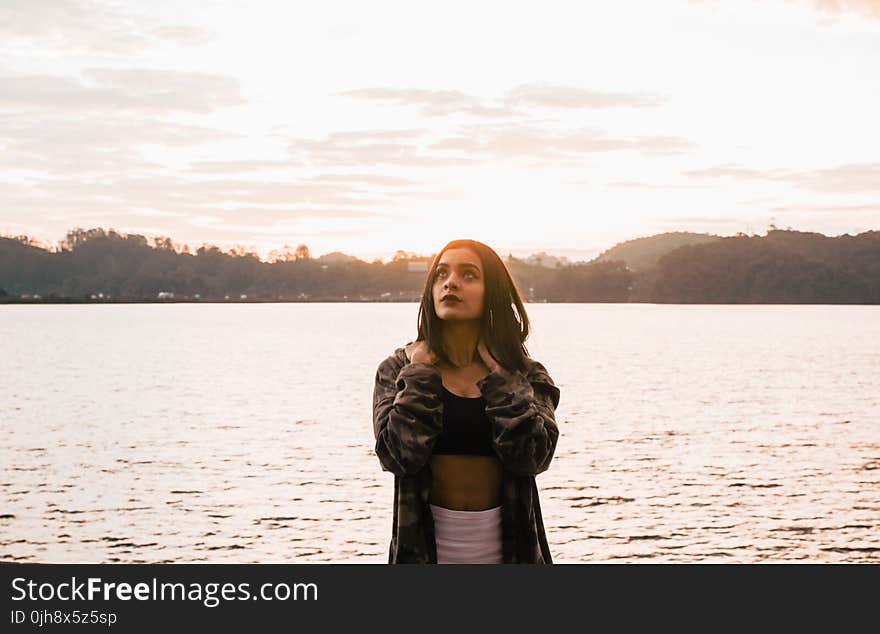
left=1, top=0, right=879, bottom=263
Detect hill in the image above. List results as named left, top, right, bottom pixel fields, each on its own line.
left=632, top=229, right=880, bottom=303
left=593, top=231, right=721, bottom=271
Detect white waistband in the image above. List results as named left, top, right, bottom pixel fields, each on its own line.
left=429, top=504, right=501, bottom=518
left=430, top=504, right=503, bottom=563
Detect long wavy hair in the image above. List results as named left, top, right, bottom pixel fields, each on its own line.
left=416, top=239, right=530, bottom=373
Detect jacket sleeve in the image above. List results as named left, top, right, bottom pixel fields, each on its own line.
left=476, top=359, right=561, bottom=476
left=372, top=351, right=444, bottom=476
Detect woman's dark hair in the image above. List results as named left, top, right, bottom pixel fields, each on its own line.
left=416, top=239, right=530, bottom=373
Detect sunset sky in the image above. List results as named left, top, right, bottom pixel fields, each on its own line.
left=2, top=0, right=879, bottom=262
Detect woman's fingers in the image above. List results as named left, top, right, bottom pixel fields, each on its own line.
left=405, top=340, right=436, bottom=365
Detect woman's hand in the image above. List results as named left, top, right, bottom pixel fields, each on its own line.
left=405, top=340, right=437, bottom=365
left=477, top=339, right=501, bottom=373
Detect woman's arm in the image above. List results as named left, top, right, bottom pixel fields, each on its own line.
left=476, top=359, right=561, bottom=476
left=372, top=349, right=444, bottom=476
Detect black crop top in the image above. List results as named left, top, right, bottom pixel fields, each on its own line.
left=432, top=386, right=495, bottom=456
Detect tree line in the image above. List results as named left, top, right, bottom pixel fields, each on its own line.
left=1, top=227, right=878, bottom=303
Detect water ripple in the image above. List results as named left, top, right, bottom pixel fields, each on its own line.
left=1, top=303, right=878, bottom=562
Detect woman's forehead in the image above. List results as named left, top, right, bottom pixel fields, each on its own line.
left=437, top=248, right=481, bottom=269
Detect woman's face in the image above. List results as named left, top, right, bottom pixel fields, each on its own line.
left=432, top=247, right=485, bottom=322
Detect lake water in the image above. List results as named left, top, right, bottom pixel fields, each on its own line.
left=1, top=303, right=878, bottom=563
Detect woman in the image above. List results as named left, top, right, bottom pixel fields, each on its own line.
left=372, top=238, right=561, bottom=564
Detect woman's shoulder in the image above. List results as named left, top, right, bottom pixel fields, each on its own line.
left=522, top=356, right=560, bottom=406
left=522, top=356, right=555, bottom=384
left=376, top=342, right=412, bottom=374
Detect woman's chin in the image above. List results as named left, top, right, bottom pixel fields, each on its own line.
left=436, top=311, right=480, bottom=321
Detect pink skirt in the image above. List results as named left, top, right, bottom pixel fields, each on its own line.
left=430, top=503, right=503, bottom=564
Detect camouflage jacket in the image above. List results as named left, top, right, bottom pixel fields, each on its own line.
left=372, top=344, right=561, bottom=564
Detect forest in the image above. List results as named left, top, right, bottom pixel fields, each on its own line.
left=1, top=227, right=878, bottom=304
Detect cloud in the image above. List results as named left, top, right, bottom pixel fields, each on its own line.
left=290, top=124, right=693, bottom=168
left=685, top=162, right=880, bottom=192
left=0, top=173, right=399, bottom=222
left=661, top=216, right=751, bottom=226
left=1, top=105, right=424, bottom=234
left=770, top=203, right=880, bottom=213
left=177, top=215, right=384, bottom=239
left=184, top=164, right=423, bottom=187
left=186, top=160, right=299, bottom=174
left=339, top=84, right=662, bottom=117
left=150, top=24, right=212, bottom=46
left=505, top=83, right=663, bottom=109
left=209, top=207, right=388, bottom=219
left=128, top=208, right=188, bottom=219
left=0, top=65, right=247, bottom=177
left=692, top=1, right=880, bottom=21
left=429, top=125, right=693, bottom=161
left=607, top=180, right=709, bottom=189
left=0, top=116, right=240, bottom=175
left=0, top=69, right=245, bottom=114
left=307, top=173, right=419, bottom=187
left=289, top=129, right=473, bottom=167
left=337, top=88, right=514, bottom=118
left=798, top=163, right=880, bottom=192
left=320, top=129, right=425, bottom=142
left=74, top=177, right=396, bottom=209
left=684, top=165, right=785, bottom=180
left=0, top=0, right=213, bottom=54
left=810, top=0, right=880, bottom=19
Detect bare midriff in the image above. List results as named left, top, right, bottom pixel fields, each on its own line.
left=429, top=454, right=503, bottom=510
left=426, top=362, right=502, bottom=511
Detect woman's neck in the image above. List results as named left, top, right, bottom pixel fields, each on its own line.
left=440, top=320, right=480, bottom=368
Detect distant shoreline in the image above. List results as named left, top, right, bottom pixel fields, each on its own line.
left=2, top=297, right=877, bottom=306
left=5, top=228, right=879, bottom=304
left=0, top=297, right=421, bottom=304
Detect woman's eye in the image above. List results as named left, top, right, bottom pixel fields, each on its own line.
left=436, top=269, right=476, bottom=279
